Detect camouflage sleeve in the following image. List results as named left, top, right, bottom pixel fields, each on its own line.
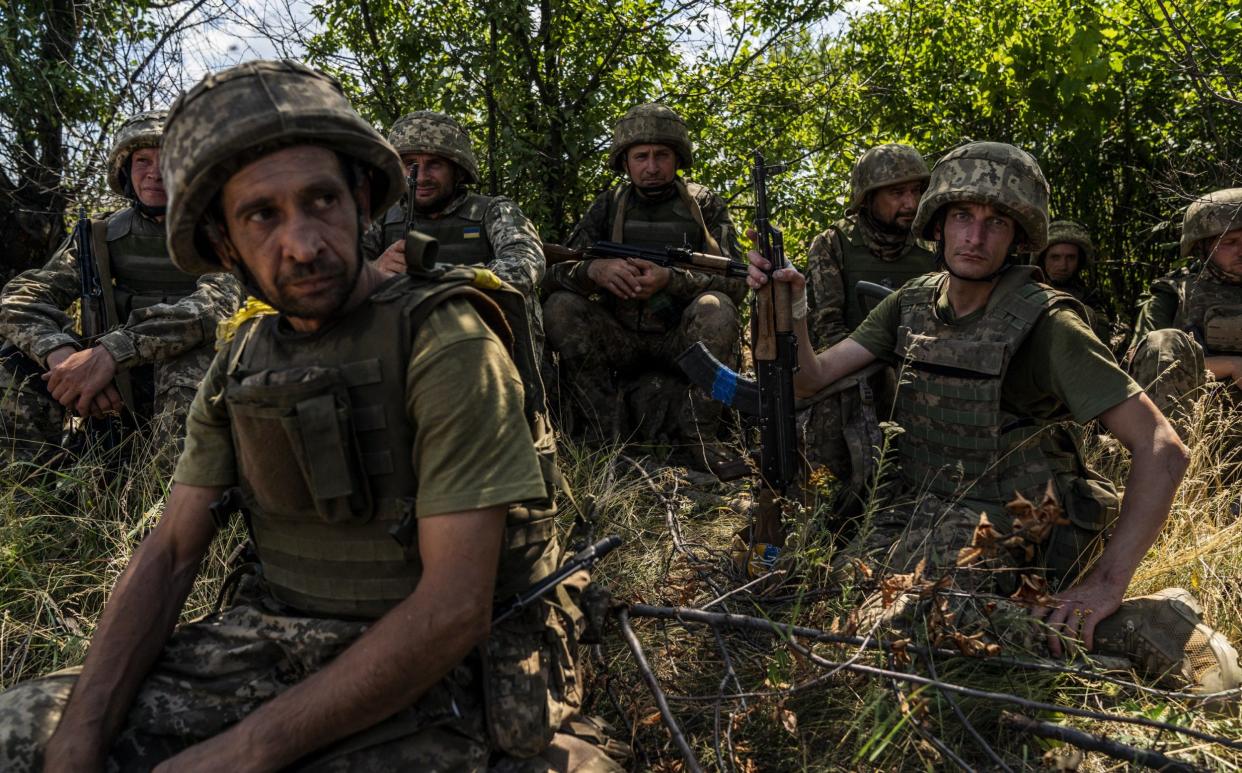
left=804, top=228, right=848, bottom=348
left=664, top=186, right=747, bottom=305
left=483, top=197, right=544, bottom=296
left=1128, top=285, right=1180, bottom=348
left=96, top=273, right=245, bottom=370
left=542, top=191, right=611, bottom=296
left=361, top=218, right=388, bottom=262
left=0, top=235, right=85, bottom=365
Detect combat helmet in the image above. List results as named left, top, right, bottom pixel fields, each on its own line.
left=847, top=143, right=930, bottom=214
left=1040, top=219, right=1095, bottom=265
left=162, top=59, right=405, bottom=276
left=107, top=110, right=167, bottom=196
left=609, top=103, right=693, bottom=173
left=388, top=110, right=480, bottom=185
left=1180, top=188, right=1242, bottom=257
left=912, top=141, right=1050, bottom=252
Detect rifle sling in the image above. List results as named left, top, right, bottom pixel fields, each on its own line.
left=89, top=219, right=136, bottom=411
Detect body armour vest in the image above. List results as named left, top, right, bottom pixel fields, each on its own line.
left=221, top=270, right=558, bottom=619
left=892, top=267, right=1087, bottom=508
left=1161, top=269, right=1242, bottom=355
left=378, top=193, right=496, bottom=267
left=105, top=208, right=199, bottom=320
left=834, top=218, right=935, bottom=331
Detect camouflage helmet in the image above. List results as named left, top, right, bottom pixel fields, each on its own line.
left=107, top=110, right=167, bottom=195
left=608, top=103, right=693, bottom=173
left=847, top=143, right=930, bottom=214
left=912, top=141, right=1050, bottom=251
left=1040, top=219, right=1095, bottom=265
left=1180, top=188, right=1242, bottom=258
left=387, top=110, right=480, bottom=185
left=162, top=60, right=405, bottom=276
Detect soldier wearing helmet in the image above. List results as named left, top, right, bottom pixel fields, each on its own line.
left=1034, top=219, right=1114, bottom=344
left=1126, top=188, right=1242, bottom=419
left=542, top=103, right=745, bottom=469
left=744, top=141, right=1239, bottom=694
left=0, top=61, right=622, bottom=772
left=362, top=110, right=546, bottom=354
left=800, top=143, right=935, bottom=490
left=0, top=110, right=242, bottom=467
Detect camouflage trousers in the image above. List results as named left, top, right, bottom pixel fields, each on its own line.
left=845, top=491, right=1229, bottom=687
left=0, top=343, right=210, bottom=467
left=1124, top=329, right=1208, bottom=429
left=0, top=589, right=625, bottom=772
left=799, top=364, right=890, bottom=492
left=543, top=290, right=740, bottom=450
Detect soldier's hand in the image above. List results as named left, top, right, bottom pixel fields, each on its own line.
left=1036, top=574, right=1125, bottom=656
left=43, top=345, right=120, bottom=417
left=630, top=259, right=671, bottom=299
left=375, top=239, right=406, bottom=276
left=745, top=228, right=806, bottom=294
left=586, top=257, right=644, bottom=299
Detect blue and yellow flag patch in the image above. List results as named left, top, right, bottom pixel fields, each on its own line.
left=462, top=226, right=482, bottom=240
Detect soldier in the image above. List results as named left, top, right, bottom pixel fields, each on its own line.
left=1127, top=188, right=1242, bottom=419
left=0, top=111, right=242, bottom=464
left=801, top=143, right=934, bottom=490
left=542, top=103, right=745, bottom=467
left=362, top=110, right=546, bottom=355
left=1034, top=219, right=1114, bottom=345
left=0, top=60, right=621, bottom=771
left=747, top=142, right=1239, bottom=691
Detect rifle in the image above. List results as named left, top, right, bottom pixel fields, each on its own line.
left=403, top=162, right=440, bottom=271
left=492, top=534, right=622, bottom=625
left=74, top=207, right=129, bottom=449
left=542, top=240, right=748, bottom=278
left=677, top=151, right=798, bottom=546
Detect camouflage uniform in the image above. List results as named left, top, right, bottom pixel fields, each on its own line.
left=542, top=104, right=745, bottom=455
left=802, top=144, right=934, bottom=488
left=362, top=111, right=546, bottom=357
left=1033, top=220, right=1115, bottom=345
left=1127, top=189, right=1242, bottom=420
left=0, top=61, right=622, bottom=772
left=0, top=111, right=242, bottom=463
left=838, top=144, right=1240, bottom=692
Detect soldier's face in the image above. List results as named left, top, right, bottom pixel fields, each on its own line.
left=1207, top=228, right=1242, bottom=280
left=624, top=144, right=678, bottom=189
left=1042, top=243, right=1081, bottom=282
left=936, top=202, right=1016, bottom=280
left=215, top=145, right=370, bottom=324
left=130, top=147, right=167, bottom=209
left=868, top=180, right=924, bottom=229
left=403, top=153, right=458, bottom=210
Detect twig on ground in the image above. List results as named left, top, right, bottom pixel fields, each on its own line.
left=1000, top=711, right=1209, bottom=773
left=921, top=631, right=1013, bottom=773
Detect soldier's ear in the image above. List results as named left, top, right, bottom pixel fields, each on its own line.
left=353, top=172, right=373, bottom=228
left=203, top=221, right=241, bottom=271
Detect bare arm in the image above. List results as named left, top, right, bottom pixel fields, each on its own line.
left=44, top=483, right=222, bottom=771
left=1043, top=392, right=1189, bottom=654
left=155, top=506, right=508, bottom=772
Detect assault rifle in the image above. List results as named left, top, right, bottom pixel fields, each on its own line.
left=74, top=207, right=128, bottom=449
left=492, top=534, right=622, bottom=625
left=403, top=162, right=440, bottom=271
left=677, top=151, right=799, bottom=546
left=542, top=241, right=748, bottom=278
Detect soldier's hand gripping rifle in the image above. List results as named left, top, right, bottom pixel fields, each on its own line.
left=74, top=207, right=129, bottom=449
left=676, top=151, right=799, bottom=545
left=542, top=240, right=748, bottom=278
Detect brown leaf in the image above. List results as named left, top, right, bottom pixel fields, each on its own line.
left=890, top=638, right=912, bottom=667
left=778, top=706, right=798, bottom=736
left=1009, top=573, right=1057, bottom=608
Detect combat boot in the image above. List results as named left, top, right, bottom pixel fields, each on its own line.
left=1094, top=587, right=1242, bottom=694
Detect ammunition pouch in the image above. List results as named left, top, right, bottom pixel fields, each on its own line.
left=1200, top=304, right=1242, bottom=354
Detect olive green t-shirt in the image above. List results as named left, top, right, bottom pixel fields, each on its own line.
left=849, top=277, right=1142, bottom=423
left=173, top=297, right=547, bottom=519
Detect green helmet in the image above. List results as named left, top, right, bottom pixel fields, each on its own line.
left=608, top=103, right=693, bottom=173
left=107, top=110, right=167, bottom=196
left=387, top=110, right=480, bottom=185
left=1180, top=188, right=1242, bottom=258
left=847, top=143, right=930, bottom=214
left=162, top=60, right=405, bottom=276
left=1040, top=219, right=1095, bottom=265
left=912, top=141, right=1050, bottom=251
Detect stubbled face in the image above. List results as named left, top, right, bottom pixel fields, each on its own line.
left=402, top=152, right=459, bottom=211
left=624, top=143, right=678, bottom=190
left=935, top=201, right=1017, bottom=281
left=1042, top=242, right=1081, bottom=283
left=1207, top=228, right=1242, bottom=281
left=868, top=180, right=925, bottom=230
left=130, top=147, right=167, bottom=208
left=215, top=145, right=368, bottom=322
